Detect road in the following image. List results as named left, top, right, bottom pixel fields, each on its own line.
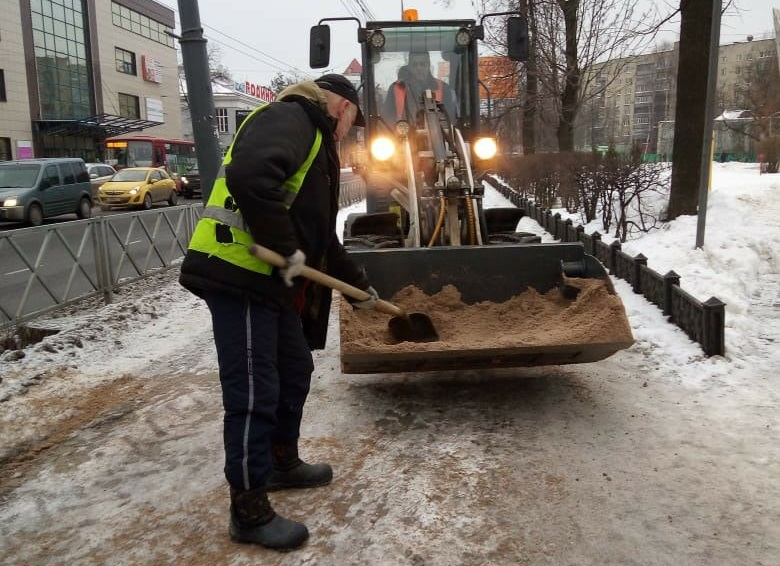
left=0, top=269, right=776, bottom=565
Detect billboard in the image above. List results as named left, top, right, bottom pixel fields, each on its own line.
left=478, top=56, right=519, bottom=100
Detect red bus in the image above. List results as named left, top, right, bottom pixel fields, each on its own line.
left=103, top=135, right=197, bottom=192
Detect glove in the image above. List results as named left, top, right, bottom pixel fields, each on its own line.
left=279, top=250, right=306, bottom=287
left=352, top=286, right=379, bottom=310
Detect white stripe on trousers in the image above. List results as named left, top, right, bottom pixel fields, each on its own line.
left=241, top=303, right=254, bottom=490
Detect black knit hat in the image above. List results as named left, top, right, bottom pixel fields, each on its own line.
left=314, top=74, right=366, bottom=127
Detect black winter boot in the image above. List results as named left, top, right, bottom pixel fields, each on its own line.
left=229, top=487, right=309, bottom=550
left=266, top=441, right=333, bottom=492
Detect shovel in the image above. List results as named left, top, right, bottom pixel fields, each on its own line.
left=249, top=244, right=439, bottom=343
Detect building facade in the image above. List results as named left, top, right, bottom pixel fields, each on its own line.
left=179, top=78, right=273, bottom=155
left=0, top=0, right=181, bottom=162
left=577, top=35, right=777, bottom=159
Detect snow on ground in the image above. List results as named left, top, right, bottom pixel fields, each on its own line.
left=0, top=162, right=777, bottom=565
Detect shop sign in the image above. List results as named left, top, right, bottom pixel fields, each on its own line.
left=235, top=81, right=275, bottom=102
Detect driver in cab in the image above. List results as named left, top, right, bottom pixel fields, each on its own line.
left=382, top=51, right=458, bottom=124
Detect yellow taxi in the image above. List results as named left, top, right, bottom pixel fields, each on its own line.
left=97, top=167, right=178, bottom=210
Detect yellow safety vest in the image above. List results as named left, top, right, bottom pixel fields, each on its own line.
left=188, top=104, right=323, bottom=274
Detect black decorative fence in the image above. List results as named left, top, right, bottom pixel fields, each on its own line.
left=487, top=175, right=726, bottom=357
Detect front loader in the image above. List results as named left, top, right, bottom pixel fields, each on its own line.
left=310, top=9, right=634, bottom=373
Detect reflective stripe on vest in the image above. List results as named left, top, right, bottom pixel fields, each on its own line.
left=394, top=80, right=444, bottom=118
left=187, top=103, right=323, bottom=275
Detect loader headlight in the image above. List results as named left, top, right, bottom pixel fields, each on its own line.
left=369, top=30, right=386, bottom=48
left=370, top=137, right=395, bottom=161
left=473, top=137, right=498, bottom=160
left=395, top=120, right=410, bottom=137
left=455, top=27, right=472, bottom=47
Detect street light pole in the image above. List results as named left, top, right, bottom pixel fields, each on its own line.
left=176, top=0, right=221, bottom=203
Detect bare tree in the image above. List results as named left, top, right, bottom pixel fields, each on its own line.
left=207, top=45, right=232, bottom=82
left=269, top=73, right=299, bottom=95
left=526, top=0, right=656, bottom=151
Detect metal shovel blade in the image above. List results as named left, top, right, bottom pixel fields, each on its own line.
left=388, top=312, right=439, bottom=343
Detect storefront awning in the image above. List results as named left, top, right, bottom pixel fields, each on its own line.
left=34, top=114, right=164, bottom=138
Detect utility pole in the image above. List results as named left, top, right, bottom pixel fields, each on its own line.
left=176, top=0, right=221, bottom=203
left=694, top=0, right=721, bottom=249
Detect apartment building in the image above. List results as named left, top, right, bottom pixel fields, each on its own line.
left=0, top=0, right=181, bottom=162
left=578, top=35, right=777, bottom=158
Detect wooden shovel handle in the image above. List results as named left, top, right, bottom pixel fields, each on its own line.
left=249, top=244, right=406, bottom=318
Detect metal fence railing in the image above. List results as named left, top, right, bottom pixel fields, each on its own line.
left=486, top=174, right=726, bottom=357
left=0, top=205, right=202, bottom=331
left=1, top=177, right=366, bottom=332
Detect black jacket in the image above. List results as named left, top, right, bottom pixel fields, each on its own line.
left=179, top=83, right=370, bottom=349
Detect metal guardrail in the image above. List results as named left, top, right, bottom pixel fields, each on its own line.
left=0, top=205, right=202, bottom=330
left=1, top=176, right=366, bottom=331
left=487, top=174, right=726, bottom=356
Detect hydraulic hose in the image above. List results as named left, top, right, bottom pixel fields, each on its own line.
left=428, top=197, right=447, bottom=247
left=454, top=128, right=484, bottom=245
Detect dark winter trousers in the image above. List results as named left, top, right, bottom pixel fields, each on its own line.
left=202, top=291, right=314, bottom=491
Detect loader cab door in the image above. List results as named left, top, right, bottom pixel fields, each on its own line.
left=365, top=24, right=479, bottom=139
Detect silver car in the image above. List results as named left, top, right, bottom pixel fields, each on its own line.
left=85, top=163, right=117, bottom=198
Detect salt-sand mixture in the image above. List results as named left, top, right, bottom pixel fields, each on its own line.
left=340, top=278, right=634, bottom=353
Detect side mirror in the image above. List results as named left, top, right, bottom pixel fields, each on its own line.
left=90, top=173, right=98, bottom=179
left=310, top=24, right=331, bottom=68
left=507, top=17, right=529, bottom=62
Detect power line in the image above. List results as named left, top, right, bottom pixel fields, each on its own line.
left=338, top=0, right=363, bottom=20
left=201, top=23, right=314, bottom=78
left=156, top=1, right=312, bottom=79
left=351, top=0, right=376, bottom=21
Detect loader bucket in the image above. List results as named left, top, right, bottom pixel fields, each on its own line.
left=339, top=243, right=634, bottom=374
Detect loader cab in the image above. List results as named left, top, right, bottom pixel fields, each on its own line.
left=310, top=13, right=528, bottom=146
left=363, top=21, right=480, bottom=139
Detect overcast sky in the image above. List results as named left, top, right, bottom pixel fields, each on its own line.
left=160, top=0, right=777, bottom=87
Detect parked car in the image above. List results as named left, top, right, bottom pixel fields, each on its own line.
left=0, top=158, right=93, bottom=226
left=97, top=167, right=178, bottom=210
left=179, top=165, right=201, bottom=198
left=85, top=163, right=117, bottom=198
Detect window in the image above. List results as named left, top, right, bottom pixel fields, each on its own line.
left=111, top=2, right=174, bottom=47
left=118, top=93, right=140, bottom=118
left=43, top=165, right=60, bottom=188
left=115, top=47, right=136, bottom=75
left=0, top=69, right=5, bottom=102
left=216, top=107, right=229, bottom=133
left=61, top=162, right=77, bottom=184
left=0, top=137, right=11, bottom=161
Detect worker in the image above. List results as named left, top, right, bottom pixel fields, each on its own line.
left=179, top=74, right=379, bottom=551
left=382, top=51, right=458, bottom=123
